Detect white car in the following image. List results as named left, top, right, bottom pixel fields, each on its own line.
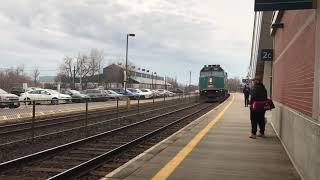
left=46, top=89, right=72, bottom=103
left=20, top=89, right=71, bottom=105
left=128, top=88, right=153, bottom=99
left=152, top=90, right=160, bottom=97
left=155, top=89, right=167, bottom=97
left=140, top=89, right=154, bottom=99
left=166, top=90, right=175, bottom=97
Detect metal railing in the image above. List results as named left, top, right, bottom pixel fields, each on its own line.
left=0, top=94, right=200, bottom=144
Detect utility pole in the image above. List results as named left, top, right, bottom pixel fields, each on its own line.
left=151, top=72, right=154, bottom=89
left=98, top=62, right=101, bottom=85
left=80, top=64, right=82, bottom=91
left=155, top=74, right=157, bottom=89
left=165, top=76, right=167, bottom=90
left=73, top=66, right=76, bottom=89
left=189, top=71, right=191, bottom=92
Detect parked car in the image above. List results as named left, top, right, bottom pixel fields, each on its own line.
left=127, top=88, right=152, bottom=99
left=46, top=89, right=72, bottom=103
left=152, top=89, right=160, bottom=97
left=172, top=89, right=184, bottom=94
left=155, top=89, right=167, bottom=97
left=140, top=89, right=154, bottom=99
left=20, top=89, right=71, bottom=105
left=166, top=90, right=175, bottom=97
left=82, top=89, right=108, bottom=102
left=0, top=88, right=20, bottom=108
left=10, top=87, right=25, bottom=96
left=60, top=89, right=89, bottom=103
left=110, top=88, right=139, bottom=100
left=105, top=90, right=124, bottom=100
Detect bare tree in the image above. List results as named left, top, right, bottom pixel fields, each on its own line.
left=76, top=53, right=91, bottom=89
left=56, top=56, right=75, bottom=88
left=0, top=66, right=31, bottom=91
left=32, top=67, right=40, bottom=86
left=57, top=49, right=105, bottom=89
left=226, top=77, right=242, bottom=92
left=15, top=64, right=25, bottom=76
left=89, top=48, right=104, bottom=83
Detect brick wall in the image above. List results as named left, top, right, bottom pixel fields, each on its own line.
left=273, top=10, right=316, bottom=117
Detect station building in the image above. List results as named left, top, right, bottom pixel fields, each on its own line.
left=250, top=2, right=320, bottom=180
left=102, top=64, right=171, bottom=89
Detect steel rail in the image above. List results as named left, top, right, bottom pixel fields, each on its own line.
left=0, top=103, right=200, bottom=173
left=49, top=104, right=212, bottom=179
left=0, top=101, right=195, bottom=147
left=0, top=98, right=183, bottom=136
left=0, top=98, right=180, bottom=130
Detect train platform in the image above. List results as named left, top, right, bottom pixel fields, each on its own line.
left=102, top=93, right=301, bottom=180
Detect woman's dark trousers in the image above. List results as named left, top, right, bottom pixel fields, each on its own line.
left=250, top=109, right=266, bottom=135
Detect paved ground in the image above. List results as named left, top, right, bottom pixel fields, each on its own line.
left=0, top=96, right=188, bottom=121
left=103, top=93, right=300, bottom=180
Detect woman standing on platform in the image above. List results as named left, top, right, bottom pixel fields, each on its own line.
left=249, top=78, right=267, bottom=139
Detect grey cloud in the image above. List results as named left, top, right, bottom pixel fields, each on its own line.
left=0, top=0, right=254, bottom=82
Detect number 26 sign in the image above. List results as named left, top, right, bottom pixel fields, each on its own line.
left=261, top=49, right=273, bottom=61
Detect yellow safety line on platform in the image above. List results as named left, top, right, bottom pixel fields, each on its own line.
left=152, top=94, right=235, bottom=180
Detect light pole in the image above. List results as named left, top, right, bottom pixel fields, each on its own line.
left=189, top=71, right=191, bottom=92
left=165, top=76, right=167, bottom=90
left=124, top=33, right=135, bottom=92
left=154, top=72, right=157, bottom=89
left=151, top=72, right=156, bottom=89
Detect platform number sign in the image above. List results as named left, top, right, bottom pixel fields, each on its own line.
left=261, top=49, right=273, bottom=61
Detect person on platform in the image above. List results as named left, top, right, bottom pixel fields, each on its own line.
left=249, top=78, right=267, bottom=139
left=242, top=85, right=250, bottom=107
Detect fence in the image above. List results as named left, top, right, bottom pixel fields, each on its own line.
left=0, top=94, right=200, bottom=143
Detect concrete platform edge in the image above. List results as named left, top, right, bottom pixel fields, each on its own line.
left=100, top=97, right=231, bottom=180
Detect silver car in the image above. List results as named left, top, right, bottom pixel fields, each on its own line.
left=106, top=90, right=124, bottom=100
left=0, top=88, right=20, bottom=108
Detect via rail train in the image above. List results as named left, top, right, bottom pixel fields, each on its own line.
left=199, top=65, right=229, bottom=102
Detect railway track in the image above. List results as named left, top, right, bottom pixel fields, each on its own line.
left=0, top=97, right=182, bottom=133
left=0, top=99, right=198, bottom=164
left=0, top=102, right=214, bottom=179
left=0, top=98, right=190, bottom=145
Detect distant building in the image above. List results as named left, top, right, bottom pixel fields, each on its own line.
left=103, top=64, right=171, bottom=89
left=39, top=76, right=56, bottom=83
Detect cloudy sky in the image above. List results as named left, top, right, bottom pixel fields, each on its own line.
left=0, top=0, right=254, bottom=84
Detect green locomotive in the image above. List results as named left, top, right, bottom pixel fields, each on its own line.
left=199, top=65, right=229, bottom=102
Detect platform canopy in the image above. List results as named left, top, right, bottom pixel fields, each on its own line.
left=255, top=0, right=316, bottom=11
